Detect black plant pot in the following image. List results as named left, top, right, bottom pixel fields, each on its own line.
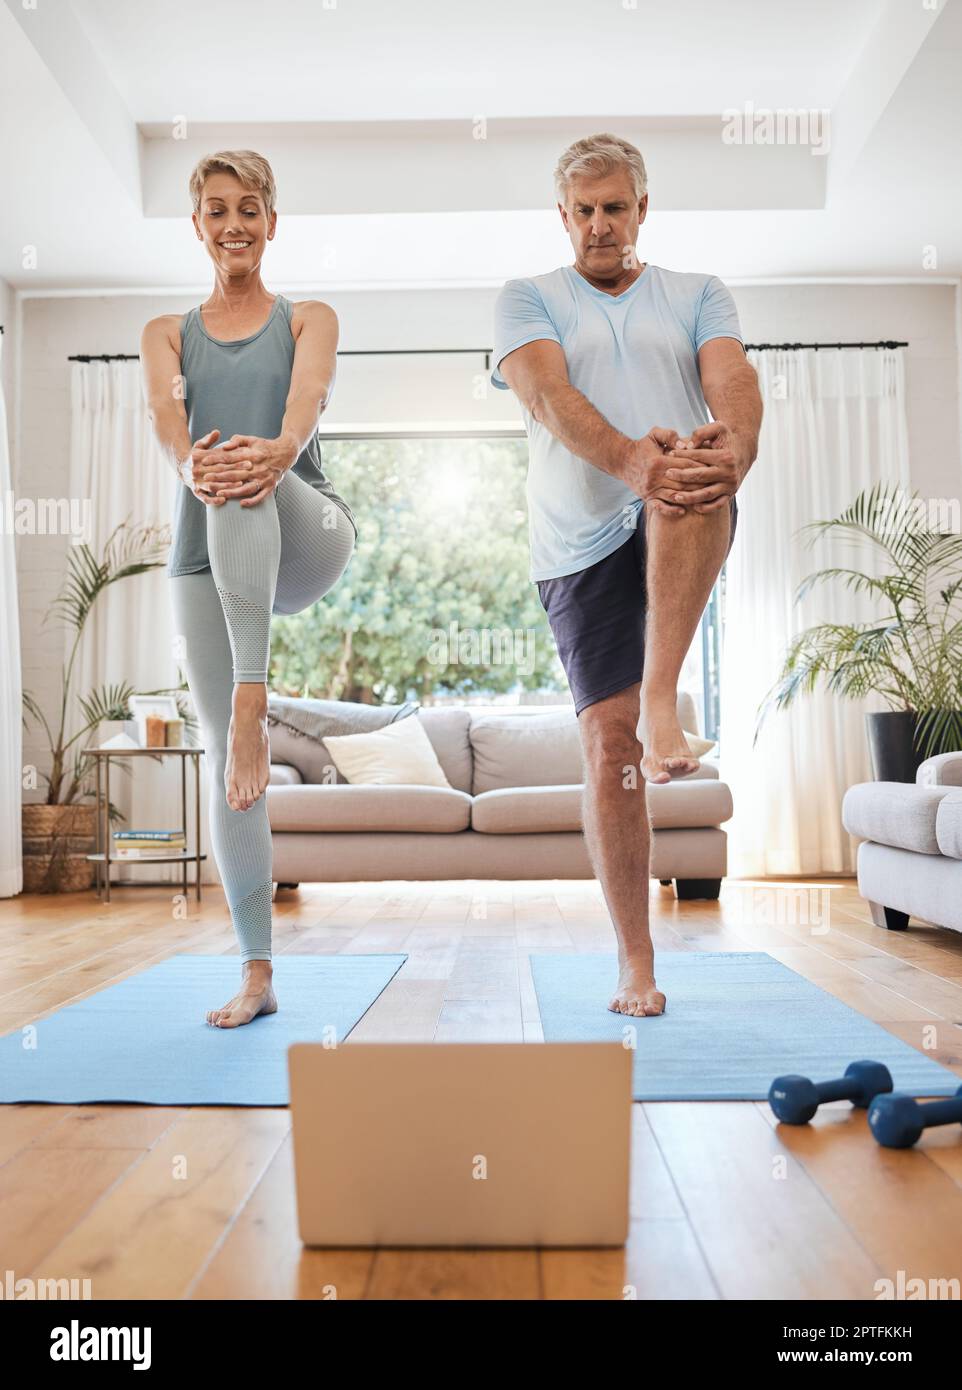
left=865, top=711, right=924, bottom=783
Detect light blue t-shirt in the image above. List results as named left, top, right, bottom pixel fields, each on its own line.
left=491, top=263, right=744, bottom=581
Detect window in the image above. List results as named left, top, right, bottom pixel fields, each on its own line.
left=270, top=434, right=563, bottom=705
left=273, top=433, right=726, bottom=738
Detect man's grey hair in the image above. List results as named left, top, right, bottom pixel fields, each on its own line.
left=554, top=133, right=648, bottom=204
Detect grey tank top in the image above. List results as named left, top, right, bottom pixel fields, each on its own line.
left=167, top=293, right=357, bottom=576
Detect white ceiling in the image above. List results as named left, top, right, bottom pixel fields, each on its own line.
left=70, top=0, right=877, bottom=122
left=0, top=0, right=960, bottom=292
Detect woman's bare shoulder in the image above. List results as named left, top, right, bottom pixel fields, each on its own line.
left=141, top=311, right=185, bottom=357
left=288, top=299, right=338, bottom=338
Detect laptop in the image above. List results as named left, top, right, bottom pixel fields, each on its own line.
left=288, top=1041, right=632, bottom=1247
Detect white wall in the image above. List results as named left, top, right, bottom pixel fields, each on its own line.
left=0, top=277, right=14, bottom=438
left=733, top=282, right=962, bottom=501
left=12, top=279, right=962, bottom=780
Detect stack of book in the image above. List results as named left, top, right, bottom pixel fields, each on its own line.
left=112, top=829, right=187, bottom=858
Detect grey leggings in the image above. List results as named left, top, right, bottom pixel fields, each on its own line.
left=169, top=469, right=355, bottom=962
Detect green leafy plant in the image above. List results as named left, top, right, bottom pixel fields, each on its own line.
left=756, top=481, right=962, bottom=760
left=270, top=437, right=563, bottom=702
left=22, top=519, right=197, bottom=821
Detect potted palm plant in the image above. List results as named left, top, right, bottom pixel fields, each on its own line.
left=21, top=520, right=196, bottom=892
left=756, top=481, right=962, bottom=780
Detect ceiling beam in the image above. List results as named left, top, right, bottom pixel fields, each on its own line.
left=140, top=117, right=826, bottom=217
left=3, top=0, right=142, bottom=210
left=825, top=0, right=945, bottom=200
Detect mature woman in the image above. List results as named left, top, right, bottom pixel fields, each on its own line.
left=141, top=150, right=356, bottom=1028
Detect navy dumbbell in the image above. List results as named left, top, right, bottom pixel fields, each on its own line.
left=769, top=1060, right=893, bottom=1124
left=868, top=1083, right=962, bottom=1149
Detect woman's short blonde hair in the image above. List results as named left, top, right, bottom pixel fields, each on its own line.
left=189, top=149, right=277, bottom=218
left=554, top=133, right=648, bottom=204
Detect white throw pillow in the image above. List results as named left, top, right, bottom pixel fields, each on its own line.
left=684, top=730, right=716, bottom=756
left=323, top=715, right=452, bottom=788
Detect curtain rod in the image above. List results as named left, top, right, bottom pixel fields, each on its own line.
left=66, top=339, right=909, bottom=363
left=745, top=340, right=907, bottom=350
left=65, top=348, right=495, bottom=363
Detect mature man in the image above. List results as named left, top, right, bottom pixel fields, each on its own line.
left=491, top=133, right=762, bottom=1017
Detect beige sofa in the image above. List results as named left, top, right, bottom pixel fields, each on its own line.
left=841, top=751, right=962, bottom=934
left=266, top=691, right=733, bottom=900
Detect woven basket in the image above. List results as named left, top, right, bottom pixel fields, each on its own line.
left=22, top=804, right=97, bottom=837
left=22, top=803, right=98, bottom=893
left=22, top=853, right=95, bottom=894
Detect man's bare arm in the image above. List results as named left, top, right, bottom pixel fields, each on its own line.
left=499, top=338, right=688, bottom=513
left=664, top=338, right=763, bottom=512
left=698, top=337, right=762, bottom=466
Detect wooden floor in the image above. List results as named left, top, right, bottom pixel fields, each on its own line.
left=2, top=876, right=962, bottom=1301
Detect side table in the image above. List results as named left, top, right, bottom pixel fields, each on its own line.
left=83, top=746, right=206, bottom=903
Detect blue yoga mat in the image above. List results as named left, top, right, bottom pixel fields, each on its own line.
left=530, top=951, right=962, bottom=1101
left=0, top=954, right=406, bottom=1106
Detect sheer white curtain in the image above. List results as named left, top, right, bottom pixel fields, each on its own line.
left=718, top=347, right=911, bottom=877
left=0, top=335, right=23, bottom=897
left=70, top=360, right=214, bottom=885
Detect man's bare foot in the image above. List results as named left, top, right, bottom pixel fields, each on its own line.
left=609, top=960, right=666, bottom=1017
left=207, top=961, right=277, bottom=1028
left=225, top=682, right=271, bottom=811
left=637, top=692, right=700, bottom=784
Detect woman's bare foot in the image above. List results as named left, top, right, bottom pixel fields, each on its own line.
left=225, top=682, right=271, bottom=811
left=637, top=692, right=700, bottom=784
left=207, top=961, right=277, bottom=1028
left=609, top=959, right=666, bottom=1017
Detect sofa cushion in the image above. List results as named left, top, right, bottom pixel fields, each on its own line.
left=266, top=696, right=417, bottom=784
left=917, top=753, right=962, bottom=788
left=935, top=790, right=962, bottom=860
left=669, top=759, right=719, bottom=782
left=418, top=708, right=473, bottom=794
left=470, top=779, right=733, bottom=834
left=466, top=692, right=708, bottom=794
left=472, top=786, right=583, bottom=833
left=323, top=715, right=452, bottom=788
left=268, top=763, right=303, bottom=786
left=267, top=783, right=472, bottom=833
left=467, top=706, right=711, bottom=795
left=647, top=779, right=734, bottom=828
left=469, top=709, right=583, bottom=793
left=677, top=690, right=698, bottom=737
left=841, top=782, right=951, bottom=855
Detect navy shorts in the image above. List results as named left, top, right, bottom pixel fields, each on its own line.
left=536, top=496, right=738, bottom=715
